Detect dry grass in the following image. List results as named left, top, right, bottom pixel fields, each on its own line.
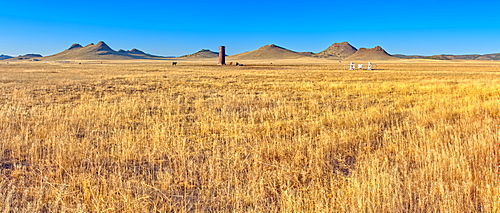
left=0, top=60, right=499, bottom=212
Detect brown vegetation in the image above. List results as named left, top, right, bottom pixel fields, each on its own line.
left=0, top=60, right=499, bottom=212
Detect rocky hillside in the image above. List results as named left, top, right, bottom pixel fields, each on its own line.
left=229, top=44, right=306, bottom=60
left=314, top=42, right=357, bottom=59
left=43, top=41, right=166, bottom=60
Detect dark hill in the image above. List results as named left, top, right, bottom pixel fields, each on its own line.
left=0, top=54, right=13, bottom=60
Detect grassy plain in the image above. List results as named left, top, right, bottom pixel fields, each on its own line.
left=0, top=59, right=499, bottom=212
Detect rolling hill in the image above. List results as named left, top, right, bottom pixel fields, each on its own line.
left=314, top=42, right=357, bottom=59
left=7, top=40, right=497, bottom=61
left=8, top=54, right=43, bottom=61
left=228, top=44, right=306, bottom=60
left=43, top=41, right=166, bottom=60
left=179, top=49, right=219, bottom=59
left=344, top=46, right=398, bottom=60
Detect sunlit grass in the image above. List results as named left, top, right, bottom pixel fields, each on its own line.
left=0, top=60, right=499, bottom=212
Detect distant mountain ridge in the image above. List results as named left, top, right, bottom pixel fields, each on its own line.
left=0, top=54, right=13, bottom=60
left=4, top=40, right=498, bottom=61
left=6, top=54, right=43, bottom=61
left=117, top=48, right=163, bottom=58
left=394, top=53, right=500, bottom=60
left=43, top=41, right=166, bottom=60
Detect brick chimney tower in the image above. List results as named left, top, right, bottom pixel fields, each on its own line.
left=218, top=46, right=226, bottom=65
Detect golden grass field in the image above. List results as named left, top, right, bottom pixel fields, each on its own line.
left=0, top=59, right=499, bottom=212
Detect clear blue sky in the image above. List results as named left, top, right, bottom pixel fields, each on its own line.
left=1, top=0, right=499, bottom=56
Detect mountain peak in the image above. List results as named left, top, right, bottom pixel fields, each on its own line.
left=128, top=48, right=145, bottom=54
left=91, top=41, right=114, bottom=52
left=260, top=44, right=283, bottom=49
left=44, top=41, right=166, bottom=60
left=95, top=41, right=110, bottom=48
left=68, top=43, right=83, bottom=50
left=230, top=44, right=304, bottom=59
left=344, top=46, right=396, bottom=60
left=180, top=49, right=219, bottom=58
left=314, top=42, right=357, bottom=59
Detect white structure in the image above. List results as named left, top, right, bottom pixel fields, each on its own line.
left=349, top=62, right=355, bottom=70
left=345, top=62, right=376, bottom=70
